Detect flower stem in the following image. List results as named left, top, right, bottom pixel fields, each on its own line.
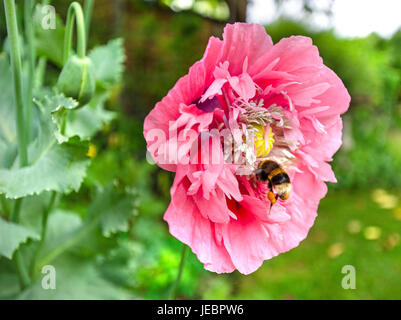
left=0, top=196, right=10, bottom=217
left=84, top=0, right=94, bottom=39
left=29, top=191, right=57, bottom=277
left=64, top=1, right=87, bottom=62
left=4, top=0, right=31, bottom=290
left=10, top=199, right=31, bottom=289
left=168, top=244, right=189, bottom=300
left=4, top=0, right=28, bottom=167
left=34, top=57, right=47, bottom=90
left=24, top=0, right=35, bottom=144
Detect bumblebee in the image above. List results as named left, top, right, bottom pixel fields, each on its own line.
left=254, top=160, right=291, bottom=208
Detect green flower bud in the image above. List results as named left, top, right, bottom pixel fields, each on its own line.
left=57, top=54, right=95, bottom=106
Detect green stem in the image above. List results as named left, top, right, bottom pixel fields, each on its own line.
left=10, top=199, right=31, bottom=289
left=4, top=0, right=28, bottom=167
left=63, top=1, right=87, bottom=63
left=0, top=196, right=10, bottom=218
left=9, top=198, right=22, bottom=222
left=168, top=245, right=188, bottom=300
left=34, top=57, right=47, bottom=90
left=4, top=0, right=31, bottom=290
left=84, top=0, right=94, bottom=40
left=24, top=0, right=35, bottom=144
left=30, top=191, right=56, bottom=277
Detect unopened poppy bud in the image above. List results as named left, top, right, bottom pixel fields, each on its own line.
left=57, top=54, right=95, bottom=106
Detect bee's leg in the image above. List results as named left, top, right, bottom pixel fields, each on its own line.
left=266, top=180, right=275, bottom=214
left=267, top=191, right=276, bottom=206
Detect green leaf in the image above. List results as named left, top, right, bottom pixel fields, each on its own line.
left=62, top=92, right=116, bottom=140
left=0, top=136, right=90, bottom=199
left=34, top=93, right=79, bottom=143
left=0, top=89, right=90, bottom=198
left=38, top=209, right=84, bottom=260
left=89, top=38, right=125, bottom=87
left=19, top=193, right=55, bottom=234
left=33, top=4, right=65, bottom=67
left=38, top=92, right=115, bottom=143
left=17, top=255, right=132, bottom=299
left=37, top=187, right=138, bottom=267
left=87, top=186, right=138, bottom=237
left=0, top=218, right=39, bottom=259
left=0, top=260, right=20, bottom=299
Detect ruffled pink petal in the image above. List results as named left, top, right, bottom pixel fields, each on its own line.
left=221, top=208, right=273, bottom=274
left=301, top=115, right=343, bottom=162
left=165, top=177, right=235, bottom=273
left=228, top=72, right=256, bottom=102
left=264, top=194, right=318, bottom=255
left=144, top=35, right=225, bottom=171
left=306, top=66, right=351, bottom=118
left=192, top=188, right=231, bottom=223
left=221, top=23, right=274, bottom=76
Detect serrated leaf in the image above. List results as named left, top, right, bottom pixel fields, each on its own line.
left=0, top=218, right=40, bottom=259
left=87, top=186, right=138, bottom=237
left=34, top=93, right=79, bottom=143
left=89, top=38, right=125, bottom=87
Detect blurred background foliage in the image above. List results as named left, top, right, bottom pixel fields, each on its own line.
left=1, top=0, right=401, bottom=299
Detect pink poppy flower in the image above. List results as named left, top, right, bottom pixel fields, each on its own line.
left=144, top=23, right=350, bottom=274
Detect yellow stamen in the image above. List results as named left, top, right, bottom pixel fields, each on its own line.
left=254, top=124, right=274, bottom=158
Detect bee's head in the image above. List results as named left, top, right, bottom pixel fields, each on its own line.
left=274, top=183, right=291, bottom=201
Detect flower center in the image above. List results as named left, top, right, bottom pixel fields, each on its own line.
left=253, top=124, right=274, bottom=158
left=232, top=99, right=297, bottom=176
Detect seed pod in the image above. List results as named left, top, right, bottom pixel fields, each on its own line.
left=57, top=54, right=95, bottom=106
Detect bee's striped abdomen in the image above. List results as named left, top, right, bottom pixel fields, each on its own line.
left=270, top=170, right=290, bottom=185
